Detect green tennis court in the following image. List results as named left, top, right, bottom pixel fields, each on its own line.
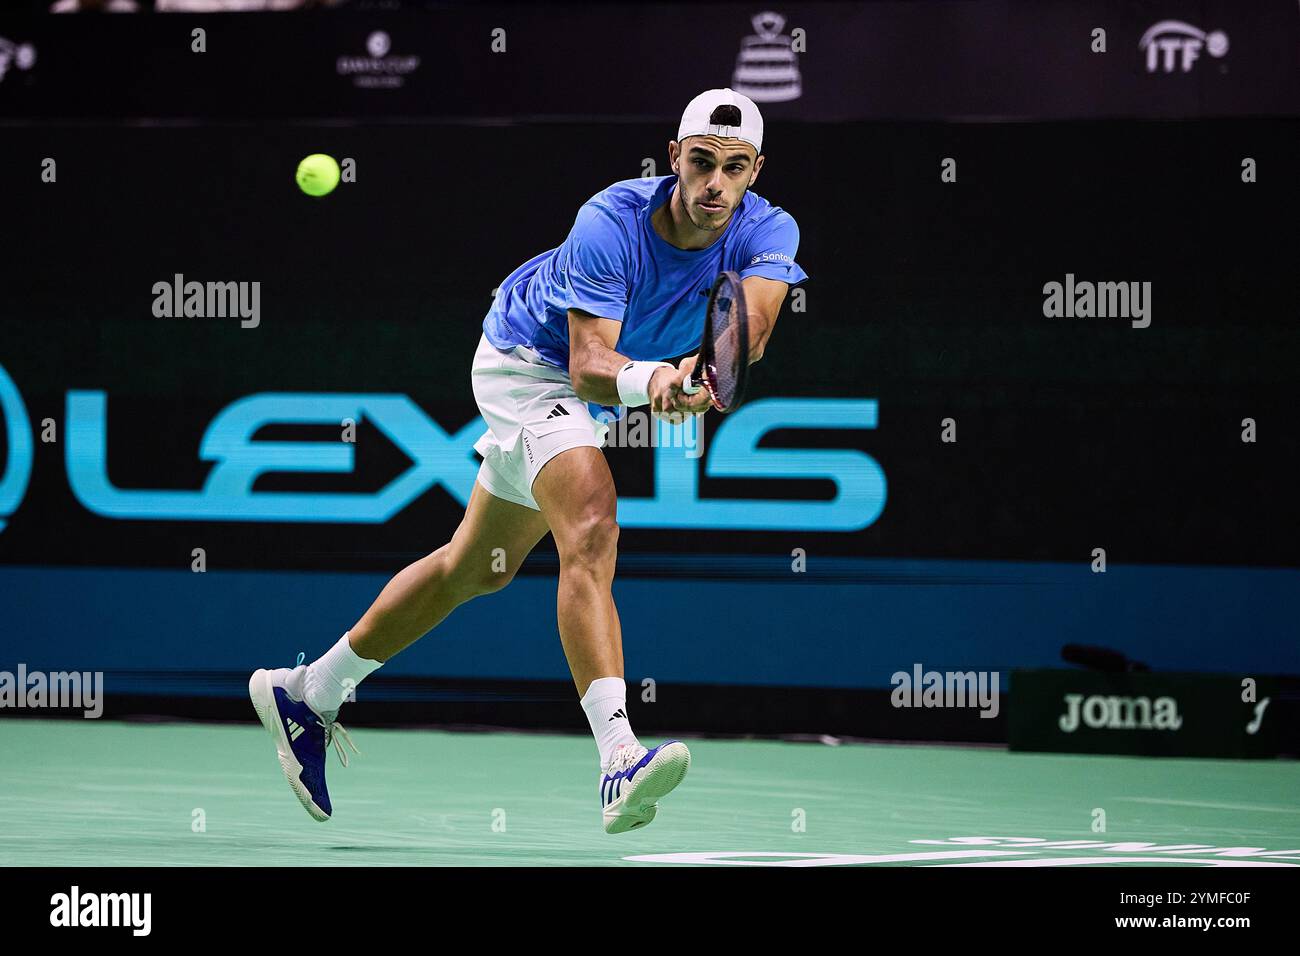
left=3, top=719, right=1297, bottom=867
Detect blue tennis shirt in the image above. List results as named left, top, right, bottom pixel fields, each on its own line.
left=482, top=175, right=808, bottom=373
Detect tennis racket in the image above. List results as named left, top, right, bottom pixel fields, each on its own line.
left=680, top=270, right=750, bottom=413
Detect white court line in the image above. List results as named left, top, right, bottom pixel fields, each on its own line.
left=624, top=849, right=1035, bottom=866
left=1115, top=797, right=1300, bottom=814
left=938, top=857, right=1299, bottom=867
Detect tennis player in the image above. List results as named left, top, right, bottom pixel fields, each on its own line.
left=250, top=88, right=808, bottom=833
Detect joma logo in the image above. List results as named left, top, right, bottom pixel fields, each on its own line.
left=1058, top=693, right=1183, bottom=733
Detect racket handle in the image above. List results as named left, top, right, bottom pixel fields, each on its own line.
left=681, top=373, right=702, bottom=395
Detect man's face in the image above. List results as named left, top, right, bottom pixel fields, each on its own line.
left=672, top=135, right=762, bottom=231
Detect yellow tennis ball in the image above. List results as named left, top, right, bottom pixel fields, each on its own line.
left=296, top=153, right=340, bottom=197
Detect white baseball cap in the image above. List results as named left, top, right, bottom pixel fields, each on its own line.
left=677, top=87, right=764, bottom=155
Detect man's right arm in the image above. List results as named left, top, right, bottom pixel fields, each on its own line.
left=567, top=308, right=685, bottom=416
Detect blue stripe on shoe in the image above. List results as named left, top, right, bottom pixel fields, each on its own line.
left=272, top=686, right=332, bottom=817
left=601, top=741, right=683, bottom=807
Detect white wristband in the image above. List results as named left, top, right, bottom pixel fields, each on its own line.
left=616, top=360, right=672, bottom=407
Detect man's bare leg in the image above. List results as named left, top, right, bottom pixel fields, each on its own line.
left=292, top=481, right=550, bottom=719
left=249, top=481, right=551, bottom=821
left=530, top=445, right=622, bottom=695
left=530, top=443, right=690, bottom=831
left=349, top=481, right=551, bottom=663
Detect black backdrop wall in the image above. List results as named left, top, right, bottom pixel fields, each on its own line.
left=2, top=1, right=1299, bottom=737
left=2, top=119, right=1296, bottom=573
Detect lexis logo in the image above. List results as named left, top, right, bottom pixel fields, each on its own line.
left=0, top=363, right=886, bottom=532
left=1139, top=21, right=1228, bottom=73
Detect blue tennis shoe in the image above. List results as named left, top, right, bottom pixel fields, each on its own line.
left=249, top=665, right=359, bottom=822
left=600, top=740, right=691, bottom=834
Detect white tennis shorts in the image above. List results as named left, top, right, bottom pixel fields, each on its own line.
left=471, top=332, right=610, bottom=511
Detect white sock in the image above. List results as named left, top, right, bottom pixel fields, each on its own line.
left=580, top=677, right=640, bottom=770
left=302, top=632, right=382, bottom=717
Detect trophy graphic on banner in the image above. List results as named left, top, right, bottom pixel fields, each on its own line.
left=731, top=11, right=801, bottom=103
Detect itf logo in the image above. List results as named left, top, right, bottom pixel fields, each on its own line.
left=1139, top=21, right=1228, bottom=73
left=0, top=363, right=34, bottom=533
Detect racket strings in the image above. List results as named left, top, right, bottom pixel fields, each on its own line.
left=709, top=287, right=743, bottom=407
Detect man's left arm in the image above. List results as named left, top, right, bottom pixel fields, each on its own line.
left=737, top=209, right=806, bottom=364
left=741, top=274, right=789, bottom=364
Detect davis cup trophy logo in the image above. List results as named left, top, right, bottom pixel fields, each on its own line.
left=0, top=363, right=33, bottom=533
left=731, top=11, right=801, bottom=103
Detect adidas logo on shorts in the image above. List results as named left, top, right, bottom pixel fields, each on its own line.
left=545, top=404, right=571, bottom=420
